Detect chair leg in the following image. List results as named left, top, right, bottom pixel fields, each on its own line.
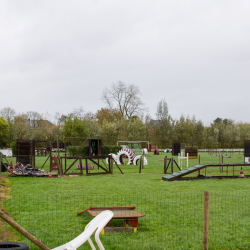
left=95, top=233, right=105, bottom=250
left=88, top=238, right=97, bottom=250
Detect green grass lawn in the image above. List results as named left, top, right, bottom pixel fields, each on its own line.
left=1, top=151, right=250, bottom=249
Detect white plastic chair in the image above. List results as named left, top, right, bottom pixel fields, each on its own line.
left=53, top=210, right=114, bottom=250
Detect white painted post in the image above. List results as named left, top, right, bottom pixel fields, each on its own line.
left=178, top=153, right=180, bottom=169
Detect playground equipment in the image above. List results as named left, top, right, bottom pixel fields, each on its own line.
left=244, top=140, right=250, bottom=163
left=147, top=144, right=152, bottom=152
left=116, top=149, right=135, bottom=165
left=172, top=142, right=186, bottom=156
left=164, top=157, right=181, bottom=174
left=16, top=140, right=35, bottom=166
left=87, top=138, right=102, bottom=156
left=153, top=148, right=159, bottom=155
left=117, top=141, right=149, bottom=153
left=77, top=207, right=145, bottom=234
left=185, top=148, right=198, bottom=158
left=178, top=152, right=189, bottom=170
left=133, top=155, right=148, bottom=165
left=162, top=163, right=250, bottom=181
left=106, top=153, right=117, bottom=164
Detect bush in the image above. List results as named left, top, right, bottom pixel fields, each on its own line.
left=11, top=141, right=17, bottom=155
left=102, top=145, right=122, bottom=155
left=67, top=146, right=89, bottom=157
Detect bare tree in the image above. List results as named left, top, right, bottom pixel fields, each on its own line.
left=54, top=107, right=85, bottom=125
left=24, top=111, right=43, bottom=128
left=0, top=107, right=16, bottom=123
left=102, top=81, right=145, bottom=119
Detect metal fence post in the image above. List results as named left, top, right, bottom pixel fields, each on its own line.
left=203, top=191, right=209, bottom=250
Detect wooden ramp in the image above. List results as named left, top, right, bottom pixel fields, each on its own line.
left=162, top=164, right=207, bottom=181
left=162, top=163, right=250, bottom=181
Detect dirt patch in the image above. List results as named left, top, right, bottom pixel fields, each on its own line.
left=0, top=177, right=11, bottom=202
left=0, top=176, right=19, bottom=242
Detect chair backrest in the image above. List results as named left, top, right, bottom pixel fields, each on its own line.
left=53, top=210, right=114, bottom=250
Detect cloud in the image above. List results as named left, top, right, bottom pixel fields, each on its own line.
left=0, top=0, right=250, bottom=124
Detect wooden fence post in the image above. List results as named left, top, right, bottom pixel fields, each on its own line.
left=142, top=152, right=144, bottom=169
left=171, top=158, right=173, bottom=174
left=110, top=156, right=113, bottom=174
left=164, top=157, right=166, bottom=174
left=203, top=191, right=209, bottom=250
left=141, top=155, right=144, bottom=170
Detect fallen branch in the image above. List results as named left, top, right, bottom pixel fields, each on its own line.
left=0, top=210, right=51, bottom=250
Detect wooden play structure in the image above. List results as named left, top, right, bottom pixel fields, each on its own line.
left=164, top=157, right=181, bottom=174
left=244, top=140, right=250, bottom=163
left=16, top=139, right=35, bottom=166
left=172, top=142, right=186, bottom=156
left=77, top=206, right=145, bottom=233
left=162, top=163, right=250, bottom=181
left=87, top=138, right=102, bottom=156
left=13, top=137, right=124, bottom=177
left=54, top=137, right=123, bottom=176
left=185, top=148, right=198, bottom=158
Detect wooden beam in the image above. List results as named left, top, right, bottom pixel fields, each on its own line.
left=63, top=158, right=79, bottom=174
left=0, top=210, right=51, bottom=250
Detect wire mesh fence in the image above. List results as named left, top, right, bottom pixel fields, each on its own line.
left=1, top=192, right=250, bottom=249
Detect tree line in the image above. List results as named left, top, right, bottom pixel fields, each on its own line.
left=0, top=82, right=249, bottom=149
left=0, top=105, right=249, bottom=149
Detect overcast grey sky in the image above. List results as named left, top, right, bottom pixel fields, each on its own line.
left=1, top=0, right=249, bottom=125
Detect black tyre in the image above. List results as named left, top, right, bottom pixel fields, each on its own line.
left=0, top=242, right=29, bottom=250
left=1, top=163, right=8, bottom=172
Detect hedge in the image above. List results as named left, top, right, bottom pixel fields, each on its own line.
left=67, top=145, right=122, bottom=157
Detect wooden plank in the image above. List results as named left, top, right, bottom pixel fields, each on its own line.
left=0, top=211, right=50, bottom=250
left=87, top=172, right=111, bottom=176
left=84, top=155, right=110, bottom=159
left=88, top=158, right=109, bottom=173
left=63, top=158, right=79, bottom=174
left=87, top=209, right=145, bottom=218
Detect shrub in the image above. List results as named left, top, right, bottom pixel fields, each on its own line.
left=67, top=146, right=89, bottom=157
left=11, top=141, right=17, bottom=155
left=102, top=145, right=122, bottom=155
